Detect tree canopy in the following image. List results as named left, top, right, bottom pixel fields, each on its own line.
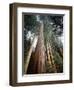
left=24, top=14, right=63, bottom=74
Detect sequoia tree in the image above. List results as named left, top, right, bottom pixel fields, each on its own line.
left=33, top=22, right=46, bottom=73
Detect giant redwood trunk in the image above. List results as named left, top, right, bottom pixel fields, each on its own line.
left=32, top=22, right=46, bottom=73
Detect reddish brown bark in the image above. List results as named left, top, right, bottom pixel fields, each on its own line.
left=32, top=22, right=46, bottom=73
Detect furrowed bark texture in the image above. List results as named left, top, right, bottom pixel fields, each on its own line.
left=33, top=22, right=46, bottom=73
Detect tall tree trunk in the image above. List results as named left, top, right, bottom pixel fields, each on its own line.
left=46, top=43, right=52, bottom=69
left=46, top=43, right=57, bottom=73
left=33, top=22, right=46, bottom=73
left=24, top=37, right=38, bottom=74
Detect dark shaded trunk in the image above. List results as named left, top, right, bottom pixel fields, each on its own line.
left=24, top=40, right=35, bottom=74
left=27, top=52, right=36, bottom=74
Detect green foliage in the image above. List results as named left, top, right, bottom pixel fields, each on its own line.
left=24, top=14, right=63, bottom=73
left=40, top=15, right=63, bottom=73
left=24, top=15, right=37, bottom=31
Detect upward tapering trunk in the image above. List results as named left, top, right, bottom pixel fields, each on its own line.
left=33, top=22, right=46, bottom=73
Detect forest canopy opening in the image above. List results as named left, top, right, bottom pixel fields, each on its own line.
left=23, top=14, right=63, bottom=75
